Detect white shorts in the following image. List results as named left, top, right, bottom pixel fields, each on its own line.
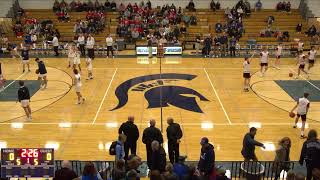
left=68, top=57, right=74, bottom=63
left=38, top=73, right=47, bottom=78
left=21, top=99, right=30, bottom=108
left=75, top=85, right=81, bottom=92
left=73, top=58, right=80, bottom=65
left=22, top=60, right=30, bottom=64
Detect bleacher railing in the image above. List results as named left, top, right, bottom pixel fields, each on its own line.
left=55, top=160, right=298, bottom=180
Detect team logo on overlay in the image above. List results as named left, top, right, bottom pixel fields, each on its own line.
left=110, top=73, right=209, bottom=113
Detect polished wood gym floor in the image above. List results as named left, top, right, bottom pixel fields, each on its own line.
left=0, top=56, right=319, bottom=161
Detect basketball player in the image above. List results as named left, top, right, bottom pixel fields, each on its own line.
left=296, top=52, right=309, bottom=79
left=85, top=57, right=93, bottom=80
left=35, top=58, right=48, bottom=89
left=67, top=44, right=76, bottom=68
left=290, top=92, right=310, bottom=138
left=260, top=47, right=269, bottom=77
left=273, top=43, right=282, bottom=69
left=243, top=52, right=255, bottom=92
left=73, top=48, right=81, bottom=72
left=298, top=40, right=304, bottom=53
left=17, top=80, right=32, bottom=121
left=21, top=45, right=30, bottom=73
left=73, top=69, right=85, bottom=104
left=307, top=46, right=317, bottom=71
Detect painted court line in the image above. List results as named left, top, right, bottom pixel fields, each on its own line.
left=92, top=67, right=261, bottom=70
left=204, top=68, right=232, bottom=125
left=92, top=68, right=118, bottom=124
left=289, top=68, right=320, bottom=91
left=1, top=73, right=25, bottom=92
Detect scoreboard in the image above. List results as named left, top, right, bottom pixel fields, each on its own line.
left=1, top=148, right=54, bottom=178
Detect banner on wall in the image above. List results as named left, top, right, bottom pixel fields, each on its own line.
left=136, top=46, right=182, bottom=55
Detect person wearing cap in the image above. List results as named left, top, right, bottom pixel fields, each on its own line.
left=142, top=119, right=163, bottom=168
left=197, top=137, right=215, bottom=179
left=118, top=116, right=139, bottom=160
left=241, top=127, right=265, bottom=161
left=173, top=156, right=189, bottom=180
left=166, top=117, right=183, bottom=164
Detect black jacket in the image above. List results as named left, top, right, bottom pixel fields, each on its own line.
left=151, top=146, right=166, bottom=173
left=118, top=121, right=139, bottom=144
left=18, top=86, right=30, bottom=101
left=241, top=133, right=264, bottom=159
left=142, top=126, right=163, bottom=145
left=166, top=123, right=182, bottom=143
left=198, top=143, right=215, bottom=175
left=299, top=139, right=320, bottom=168
left=53, top=167, right=78, bottom=180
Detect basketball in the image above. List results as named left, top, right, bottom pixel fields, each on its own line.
left=289, top=73, right=293, bottom=77
left=35, top=69, right=39, bottom=74
left=289, top=112, right=296, bottom=118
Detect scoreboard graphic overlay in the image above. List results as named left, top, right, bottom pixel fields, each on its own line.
left=1, top=148, right=54, bottom=178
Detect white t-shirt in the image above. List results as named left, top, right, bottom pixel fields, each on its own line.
left=309, top=50, right=317, bottom=60
left=86, top=58, right=93, bottom=70
left=243, top=61, right=250, bottom=73
left=297, top=97, right=310, bottom=115
left=106, top=37, right=113, bottom=46
left=298, top=54, right=306, bottom=65
left=74, top=74, right=82, bottom=87
left=78, top=36, right=85, bottom=45
left=260, top=51, right=269, bottom=63
left=52, top=37, right=59, bottom=47
left=276, top=45, right=282, bottom=56
left=86, top=37, right=95, bottom=49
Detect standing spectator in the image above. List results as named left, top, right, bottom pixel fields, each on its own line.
left=112, top=159, right=126, bottom=180
left=241, top=127, right=265, bottom=161
left=273, top=137, right=291, bottom=180
left=78, top=33, right=86, bottom=57
left=299, top=129, right=320, bottom=180
left=52, top=34, right=59, bottom=56
left=173, top=156, right=189, bottom=180
left=21, top=45, right=30, bottom=72
left=220, top=33, right=228, bottom=57
left=195, top=35, right=202, bottom=55
left=203, top=35, right=212, bottom=58
left=118, top=116, right=139, bottom=160
left=197, top=137, right=215, bottom=179
left=17, top=80, right=32, bottom=121
left=142, top=119, right=163, bottom=168
left=148, top=37, right=153, bottom=58
left=151, top=140, right=166, bottom=173
left=115, top=134, right=127, bottom=162
left=86, top=34, right=95, bottom=59
left=53, top=160, right=78, bottom=180
left=166, top=117, right=183, bottom=164
left=255, top=0, right=262, bottom=11
left=106, top=34, right=114, bottom=58
left=229, top=36, right=237, bottom=57
left=80, top=162, right=103, bottom=180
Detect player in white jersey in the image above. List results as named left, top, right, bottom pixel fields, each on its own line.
left=259, top=47, right=269, bottom=77
left=273, top=43, right=282, bottom=69
left=85, top=57, right=93, bottom=80
left=73, top=49, right=81, bottom=72
left=73, top=69, right=85, bottom=104
left=297, top=41, right=304, bottom=52
left=67, top=44, right=76, bottom=68
left=243, top=52, right=255, bottom=92
left=290, top=93, right=310, bottom=138
left=308, top=46, right=317, bottom=71
left=296, top=52, right=309, bottom=79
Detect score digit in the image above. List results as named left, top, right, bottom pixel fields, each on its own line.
left=33, top=149, right=39, bottom=157
left=9, top=153, right=14, bottom=161
left=16, top=159, right=21, bottom=165
left=21, top=149, right=27, bottom=157
left=46, top=153, right=52, bottom=161
left=34, top=159, right=38, bottom=166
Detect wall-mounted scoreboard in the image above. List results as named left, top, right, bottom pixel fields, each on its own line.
left=1, top=148, right=54, bottom=178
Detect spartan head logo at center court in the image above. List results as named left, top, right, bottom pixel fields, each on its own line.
left=110, top=73, right=209, bottom=113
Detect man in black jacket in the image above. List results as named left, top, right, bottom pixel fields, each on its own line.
left=299, top=129, right=320, bottom=180
left=166, top=117, right=183, bottom=164
left=17, top=80, right=32, bottom=121
left=142, top=119, right=163, bottom=168
left=198, top=137, right=215, bottom=178
left=118, top=116, right=139, bottom=160
left=241, top=127, right=265, bottom=161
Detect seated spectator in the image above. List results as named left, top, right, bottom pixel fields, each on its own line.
left=126, top=169, right=139, bottom=180
left=190, top=14, right=197, bottom=25
left=285, top=1, right=291, bottom=12
left=110, top=0, right=117, bottom=11
left=267, top=16, right=275, bottom=26
left=276, top=1, right=284, bottom=11
left=80, top=162, right=103, bottom=180
left=105, top=0, right=111, bottom=10
left=69, top=0, right=77, bottom=11
left=255, top=0, right=262, bottom=11
left=151, top=140, right=166, bottom=173
left=180, top=24, right=187, bottom=35
left=173, top=156, right=189, bottom=180
left=182, top=15, right=190, bottom=25
left=306, top=25, right=317, bottom=37
left=215, top=22, right=223, bottom=33
left=216, top=168, right=229, bottom=180
left=131, top=29, right=140, bottom=42
left=237, top=7, right=244, bottom=17
left=243, top=0, right=251, bottom=16
left=24, top=34, right=32, bottom=45
left=215, top=1, right=221, bottom=10
left=296, top=23, right=302, bottom=33
left=186, top=0, right=196, bottom=12
left=210, top=0, right=216, bottom=11
left=112, top=159, right=126, bottom=180
left=53, top=0, right=60, bottom=12
left=53, top=160, right=78, bottom=180
left=163, top=163, right=178, bottom=180
left=16, top=7, right=25, bottom=18
left=118, top=3, right=125, bottom=12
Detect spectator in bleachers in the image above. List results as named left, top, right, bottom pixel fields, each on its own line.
left=203, top=35, right=212, bottom=58
left=69, top=0, right=77, bottom=11
left=215, top=21, right=223, bottom=33
left=306, top=25, right=317, bottom=37
left=215, top=1, right=221, bottom=10
left=126, top=169, right=139, bottom=180
left=286, top=2, right=291, bottom=13
left=241, top=127, right=265, bottom=161
left=210, top=0, right=216, bottom=11
left=163, top=163, right=178, bottom=180
left=243, top=0, right=251, bottom=16
left=276, top=1, right=284, bottom=11
left=186, top=0, right=196, bottom=12
left=79, top=162, right=103, bottom=180
left=110, top=0, right=117, bottom=11
left=151, top=140, right=166, bottom=173
left=53, top=160, right=78, bottom=180
left=189, top=14, right=197, bottom=25
left=53, top=0, right=60, bottom=12
left=212, top=35, right=220, bottom=57
left=198, top=137, right=215, bottom=179
left=220, top=32, right=228, bottom=56
left=112, top=159, right=126, bottom=180
left=173, top=156, right=189, bottom=180
left=104, top=0, right=111, bottom=11
left=255, top=0, right=262, bottom=11
left=296, top=23, right=302, bottom=33
left=267, top=16, right=275, bottom=26
left=273, top=137, right=291, bottom=180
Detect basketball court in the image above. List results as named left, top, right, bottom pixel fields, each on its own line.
left=0, top=56, right=320, bottom=161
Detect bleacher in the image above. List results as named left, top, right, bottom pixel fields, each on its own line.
left=6, top=8, right=313, bottom=50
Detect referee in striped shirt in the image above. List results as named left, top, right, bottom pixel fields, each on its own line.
left=17, top=80, right=32, bottom=121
